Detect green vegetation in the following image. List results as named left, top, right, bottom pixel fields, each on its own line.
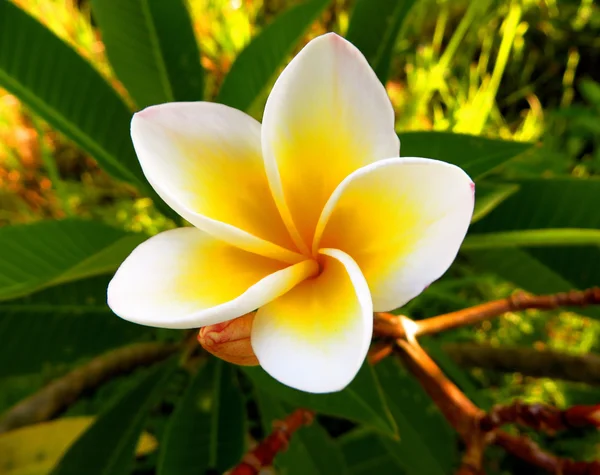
left=0, top=0, right=599, bottom=473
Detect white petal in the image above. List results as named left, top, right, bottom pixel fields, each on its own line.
left=131, top=102, right=302, bottom=263
left=108, top=227, right=317, bottom=329
left=262, top=33, right=400, bottom=251
left=315, top=157, right=474, bottom=311
left=252, top=248, right=373, bottom=393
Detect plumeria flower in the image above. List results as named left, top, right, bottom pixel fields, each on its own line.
left=108, top=33, right=474, bottom=394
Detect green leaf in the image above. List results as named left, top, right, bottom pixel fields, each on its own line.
left=340, top=430, right=403, bottom=475
left=465, top=178, right=600, bottom=316
left=216, top=0, right=331, bottom=112
left=346, top=0, right=415, bottom=84
left=242, top=363, right=397, bottom=437
left=91, top=0, right=204, bottom=109
left=399, top=132, right=533, bottom=180
left=470, top=178, right=600, bottom=233
left=0, top=219, right=146, bottom=302
left=255, top=391, right=347, bottom=475
left=158, top=359, right=245, bottom=475
left=0, top=276, right=150, bottom=378
left=374, top=358, right=458, bottom=475
left=0, top=2, right=140, bottom=187
left=463, top=228, right=600, bottom=249
left=51, top=358, right=175, bottom=475
left=579, top=79, right=600, bottom=109
left=472, top=182, right=520, bottom=223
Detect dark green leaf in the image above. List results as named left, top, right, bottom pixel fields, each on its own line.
left=399, top=132, right=533, bottom=180
left=472, top=182, right=520, bottom=223
left=0, top=276, right=149, bottom=378
left=158, top=359, right=245, bottom=475
left=346, top=0, right=415, bottom=84
left=91, top=0, right=204, bottom=109
left=374, top=358, right=458, bottom=475
left=340, top=430, right=403, bottom=475
left=255, top=391, right=347, bottom=475
left=465, top=179, right=600, bottom=316
left=242, top=363, right=397, bottom=437
left=579, top=79, right=600, bottom=109
left=470, top=178, right=600, bottom=233
left=51, top=358, right=175, bottom=475
left=217, top=0, right=331, bottom=112
left=0, top=219, right=145, bottom=302
left=0, top=2, right=141, bottom=187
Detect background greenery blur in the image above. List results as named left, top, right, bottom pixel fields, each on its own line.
left=0, top=0, right=599, bottom=474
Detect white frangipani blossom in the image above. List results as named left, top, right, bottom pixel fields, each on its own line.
left=108, top=33, right=474, bottom=394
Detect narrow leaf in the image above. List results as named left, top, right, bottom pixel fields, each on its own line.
left=374, top=358, right=458, bottom=475
left=346, top=0, right=416, bottom=83
left=91, top=0, right=204, bottom=108
left=0, top=2, right=176, bottom=219
left=472, top=182, right=520, bottom=223
left=51, top=358, right=175, bottom=475
left=0, top=220, right=145, bottom=302
left=340, top=430, right=403, bottom=475
left=399, top=131, right=533, bottom=180
left=463, top=228, right=600, bottom=249
left=158, top=359, right=245, bottom=475
left=0, top=276, right=149, bottom=378
left=217, top=0, right=331, bottom=112
left=242, top=363, right=397, bottom=437
left=0, top=2, right=140, bottom=186
left=466, top=178, right=600, bottom=317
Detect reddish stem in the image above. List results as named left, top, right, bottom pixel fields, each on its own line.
left=229, top=408, right=314, bottom=475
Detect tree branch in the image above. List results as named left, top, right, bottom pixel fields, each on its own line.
left=480, top=401, right=600, bottom=432
left=0, top=342, right=178, bottom=434
left=395, top=338, right=482, bottom=437
left=443, top=343, right=600, bottom=384
left=494, top=431, right=600, bottom=474
left=374, top=287, right=600, bottom=339
left=392, top=335, right=600, bottom=474
left=229, top=408, right=314, bottom=475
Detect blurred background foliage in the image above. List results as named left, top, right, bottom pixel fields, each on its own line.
left=0, top=0, right=599, bottom=474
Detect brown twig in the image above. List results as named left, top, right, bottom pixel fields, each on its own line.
left=480, top=401, right=600, bottom=432
left=395, top=338, right=482, bottom=436
left=374, top=287, right=600, bottom=340
left=443, top=343, right=600, bottom=384
left=494, top=431, right=600, bottom=475
left=229, top=408, right=315, bottom=475
left=395, top=337, right=600, bottom=475
left=0, top=342, right=178, bottom=434
left=367, top=340, right=393, bottom=364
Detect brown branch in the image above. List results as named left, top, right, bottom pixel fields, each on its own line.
left=494, top=431, right=600, bottom=475
left=395, top=338, right=482, bottom=437
left=374, top=287, right=600, bottom=340
left=367, top=340, right=393, bottom=364
left=481, top=401, right=600, bottom=432
left=0, top=342, right=178, bottom=434
left=392, top=333, right=600, bottom=475
left=229, top=408, right=315, bottom=475
left=443, top=343, right=600, bottom=384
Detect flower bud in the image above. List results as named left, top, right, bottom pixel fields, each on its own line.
left=198, top=313, right=259, bottom=366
